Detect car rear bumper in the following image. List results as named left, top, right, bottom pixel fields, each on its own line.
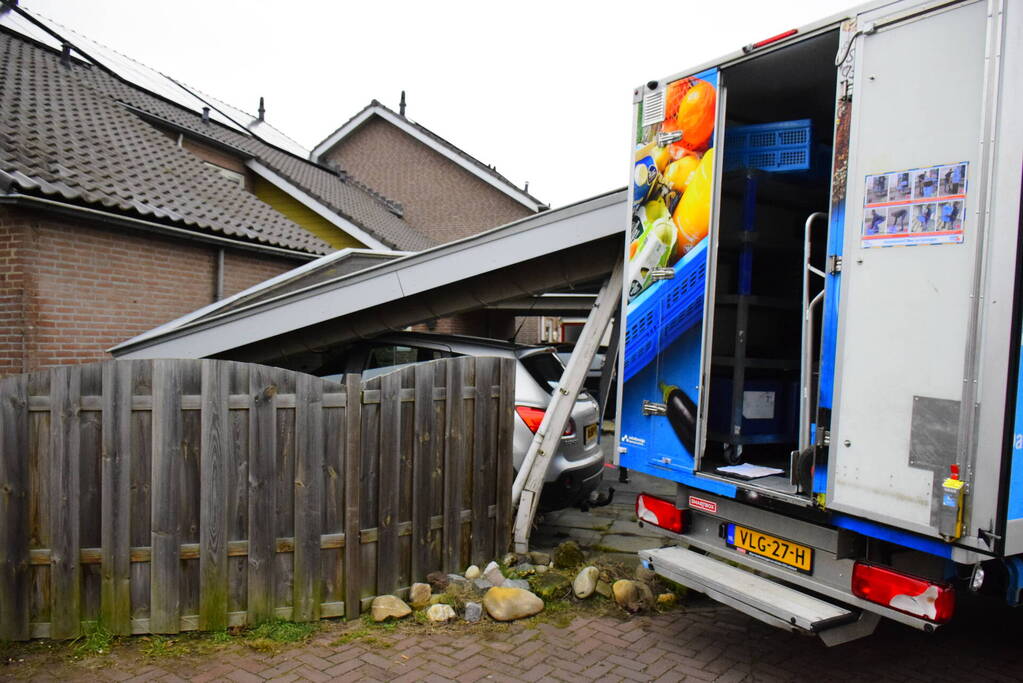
left=539, top=458, right=604, bottom=511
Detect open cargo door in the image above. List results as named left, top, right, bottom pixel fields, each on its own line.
left=619, top=68, right=733, bottom=495
left=828, top=0, right=995, bottom=538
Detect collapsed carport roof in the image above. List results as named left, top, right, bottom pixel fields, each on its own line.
left=111, top=189, right=627, bottom=363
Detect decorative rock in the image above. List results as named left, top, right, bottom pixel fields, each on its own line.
left=535, top=564, right=549, bottom=574
left=504, top=578, right=531, bottom=590
left=371, top=595, right=411, bottom=622
left=409, top=582, right=432, bottom=608
left=657, top=593, right=678, bottom=609
left=427, top=571, right=450, bottom=592
left=473, top=578, right=494, bottom=592
left=528, top=551, right=551, bottom=566
left=595, top=580, right=612, bottom=598
left=612, top=579, right=653, bottom=613
left=552, top=541, right=584, bottom=569
left=483, top=587, right=544, bottom=621
left=464, top=601, right=483, bottom=623
left=530, top=572, right=572, bottom=601
left=514, top=563, right=535, bottom=576
left=483, top=561, right=505, bottom=586
left=573, top=566, right=599, bottom=599
left=502, top=552, right=521, bottom=567
left=447, top=573, right=470, bottom=587
left=426, top=603, right=457, bottom=623
left=465, top=565, right=481, bottom=579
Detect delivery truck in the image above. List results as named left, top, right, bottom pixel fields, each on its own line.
left=618, top=0, right=1023, bottom=644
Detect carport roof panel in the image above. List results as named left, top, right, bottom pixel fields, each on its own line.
left=111, top=189, right=627, bottom=359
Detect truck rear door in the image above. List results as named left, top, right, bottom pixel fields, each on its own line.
left=828, top=0, right=997, bottom=538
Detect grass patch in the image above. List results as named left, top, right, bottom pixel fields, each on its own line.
left=243, top=619, right=317, bottom=653
left=69, top=624, right=115, bottom=658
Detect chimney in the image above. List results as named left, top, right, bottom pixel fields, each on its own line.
left=399, top=90, right=406, bottom=117
left=60, top=43, right=71, bottom=67
left=257, top=97, right=265, bottom=121
left=202, top=106, right=210, bottom=124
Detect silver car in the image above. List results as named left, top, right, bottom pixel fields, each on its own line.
left=318, top=332, right=604, bottom=511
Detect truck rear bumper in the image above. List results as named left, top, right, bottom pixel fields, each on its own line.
left=650, top=487, right=945, bottom=638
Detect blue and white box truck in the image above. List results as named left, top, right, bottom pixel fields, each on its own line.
left=618, top=0, right=1023, bottom=644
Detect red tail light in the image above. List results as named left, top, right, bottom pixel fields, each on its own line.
left=851, top=562, right=955, bottom=623
left=515, top=406, right=575, bottom=436
left=636, top=493, right=686, bottom=533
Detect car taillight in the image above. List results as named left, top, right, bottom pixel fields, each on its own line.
left=636, top=493, right=686, bottom=533
left=515, top=406, right=574, bottom=436
left=851, top=562, right=955, bottom=623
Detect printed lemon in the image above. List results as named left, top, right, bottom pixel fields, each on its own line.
left=662, top=156, right=700, bottom=192
left=672, top=149, right=715, bottom=257
left=675, top=80, right=716, bottom=151
left=651, top=145, right=671, bottom=173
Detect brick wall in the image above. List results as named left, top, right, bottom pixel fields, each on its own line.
left=322, top=116, right=534, bottom=244
left=0, top=206, right=303, bottom=375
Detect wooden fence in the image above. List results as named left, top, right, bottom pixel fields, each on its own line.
left=0, top=356, right=515, bottom=640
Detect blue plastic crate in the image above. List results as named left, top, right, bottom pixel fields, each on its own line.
left=623, top=239, right=708, bottom=382
left=723, top=119, right=812, bottom=173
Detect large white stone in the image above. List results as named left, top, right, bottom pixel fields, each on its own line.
left=573, top=566, right=599, bottom=599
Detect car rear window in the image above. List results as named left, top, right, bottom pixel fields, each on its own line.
left=520, top=352, right=565, bottom=394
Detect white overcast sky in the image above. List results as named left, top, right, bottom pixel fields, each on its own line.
left=22, top=0, right=854, bottom=208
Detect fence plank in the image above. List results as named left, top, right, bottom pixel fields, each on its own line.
left=442, top=358, right=465, bottom=573
left=49, top=366, right=82, bottom=639
left=471, top=358, right=495, bottom=566
left=494, top=358, right=515, bottom=557
left=293, top=373, right=323, bottom=622
left=0, top=373, right=30, bottom=640
left=248, top=365, right=277, bottom=625
left=472, top=357, right=497, bottom=564
left=150, top=360, right=181, bottom=634
left=343, top=374, right=362, bottom=620
left=376, top=370, right=401, bottom=595
left=411, top=363, right=434, bottom=582
left=100, top=361, right=132, bottom=635
left=199, top=361, right=230, bottom=631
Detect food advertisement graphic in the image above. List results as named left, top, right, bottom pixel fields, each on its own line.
left=861, top=162, right=967, bottom=248
left=620, top=69, right=720, bottom=487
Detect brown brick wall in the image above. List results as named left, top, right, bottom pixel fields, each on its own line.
left=0, top=206, right=302, bottom=375
left=322, top=116, right=534, bottom=244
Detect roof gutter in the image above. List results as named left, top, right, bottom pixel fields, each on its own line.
left=0, top=192, right=320, bottom=261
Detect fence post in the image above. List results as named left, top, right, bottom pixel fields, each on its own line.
left=343, top=373, right=363, bottom=620
left=293, top=373, right=324, bottom=622
left=199, top=361, right=230, bottom=631
left=100, top=361, right=132, bottom=635
left=151, top=360, right=182, bottom=634
left=411, top=362, right=435, bottom=582
left=248, top=364, right=277, bottom=625
left=0, top=373, right=29, bottom=641
left=442, top=358, right=466, bottom=572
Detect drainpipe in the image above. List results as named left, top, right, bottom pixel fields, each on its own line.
left=214, top=248, right=225, bottom=301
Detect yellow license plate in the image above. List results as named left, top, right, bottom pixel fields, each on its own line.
left=584, top=423, right=598, bottom=444
left=727, top=524, right=813, bottom=573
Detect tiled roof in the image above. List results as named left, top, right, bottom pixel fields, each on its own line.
left=314, top=100, right=547, bottom=209
left=0, top=12, right=435, bottom=254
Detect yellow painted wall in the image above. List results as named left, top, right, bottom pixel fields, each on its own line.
left=253, top=177, right=366, bottom=250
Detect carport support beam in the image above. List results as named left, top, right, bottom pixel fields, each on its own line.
left=512, top=259, right=623, bottom=553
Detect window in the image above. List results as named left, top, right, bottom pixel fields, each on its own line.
left=365, top=345, right=445, bottom=370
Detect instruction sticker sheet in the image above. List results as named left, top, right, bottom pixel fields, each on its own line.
left=861, top=162, right=967, bottom=248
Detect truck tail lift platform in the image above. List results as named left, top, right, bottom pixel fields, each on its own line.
left=617, top=0, right=1023, bottom=645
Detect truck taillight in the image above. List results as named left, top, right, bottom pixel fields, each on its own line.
left=515, top=406, right=575, bottom=436
left=851, top=562, right=955, bottom=623
left=636, top=493, right=686, bottom=533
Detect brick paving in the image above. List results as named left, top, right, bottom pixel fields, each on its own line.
left=6, top=599, right=1023, bottom=682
